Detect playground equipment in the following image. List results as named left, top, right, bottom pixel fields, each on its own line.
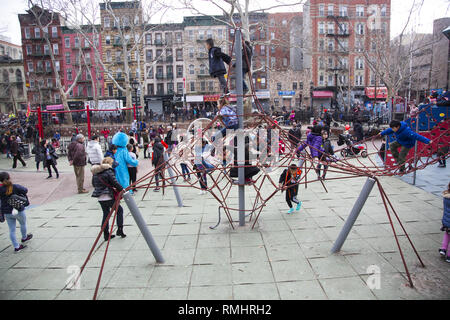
left=69, top=28, right=449, bottom=299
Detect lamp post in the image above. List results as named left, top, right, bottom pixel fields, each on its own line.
left=131, top=79, right=139, bottom=121
left=310, top=81, right=314, bottom=118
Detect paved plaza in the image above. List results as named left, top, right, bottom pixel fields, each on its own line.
left=0, top=149, right=449, bottom=300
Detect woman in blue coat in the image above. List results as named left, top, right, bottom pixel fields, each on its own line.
left=380, top=120, right=430, bottom=172
left=111, top=132, right=139, bottom=189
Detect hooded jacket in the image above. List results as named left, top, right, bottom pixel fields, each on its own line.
left=68, top=140, right=87, bottom=166
left=208, top=46, right=231, bottom=77
left=91, top=163, right=123, bottom=199
left=152, top=140, right=165, bottom=169
left=86, top=140, right=104, bottom=165
left=297, top=126, right=324, bottom=158
left=443, top=190, right=450, bottom=228
left=111, top=132, right=139, bottom=189
left=381, top=121, right=430, bottom=149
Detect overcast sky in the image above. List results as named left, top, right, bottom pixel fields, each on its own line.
left=1, top=0, right=449, bottom=45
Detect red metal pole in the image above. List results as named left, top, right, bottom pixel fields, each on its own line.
left=37, top=105, right=44, bottom=138
left=86, top=103, right=91, bottom=139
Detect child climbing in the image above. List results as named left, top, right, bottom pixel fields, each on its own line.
left=206, top=38, right=231, bottom=94
left=379, top=120, right=430, bottom=172
left=297, top=125, right=324, bottom=175
left=279, top=164, right=302, bottom=214
left=317, top=129, right=335, bottom=180
left=439, top=183, right=450, bottom=263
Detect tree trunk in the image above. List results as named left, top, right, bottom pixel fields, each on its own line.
left=61, top=93, right=73, bottom=125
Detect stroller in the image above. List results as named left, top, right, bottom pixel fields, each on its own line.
left=337, top=133, right=368, bottom=158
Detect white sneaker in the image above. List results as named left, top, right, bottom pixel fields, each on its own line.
left=198, top=190, right=206, bottom=195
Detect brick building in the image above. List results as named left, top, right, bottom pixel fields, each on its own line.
left=19, top=5, right=65, bottom=108
left=430, top=17, right=450, bottom=92
left=61, top=26, right=104, bottom=109
left=303, top=0, right=391, bottom=111
left=0, top=56, right=27, bottom=113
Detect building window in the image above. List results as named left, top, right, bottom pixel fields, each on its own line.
left=27, top=61, right=34, bottom=72
left=189, top=64, right=194, bottom=75
left=190, top=81, right=195, bottom=92
left=355, top=75, right=364, bottom=86
left=381, top=5, right=387, bottom=17
left=356, top=23, right=364, bottom=35
left=277, top=83, right=282, bottom=90
left=26, top=45, right=32, bottom=55
left=155, top=33, right=162, bottom=45
left=318, top=39, right=324, bottom=52
left=176, top=65, right=183, bottom=78
left=34, top=28, right=40, bottom=38
left=53, top=44, right=59, bottom=55
left=156, top=83, right=164, bottom=95
left=145, top=33, right=152, bottom=45
left=327, top=22, right=334, bottom=34
left=318, top=4, right=325, bottom=17
left=318, top=22, right=325, bottom=35
left=147, top=84, right=154, bottom=95
left=188, top=30, right=194, bottom=41
left=104, top=16, right=110, bottom=28
left=67, top=68, right=72, bottom=81
left=146, top=49, right=152, bottom=62
left=45, top=61, right=51, bottom=71
left=24, top=27, right=30, bottom=39
left=327, top=74, right=334, bottom=86
left=283, top=58, right=288, bottom=67
left=147, top=66, right=153, bottom=78
left=327, top=40, right=334, bottom=52
left=52, top=27, right=58, bottom=38
left=65, top=52, right=71, bottom=64
left=356, top=57, right=364, bottom=69
left=260, top=45, right=265, bottom=56
left=105, top=36, right=111, bottom=45
left=327, top=4, right=334, bottom=16
left=199, top=64, right=206, bottom=75
left=293, top=82, right=297, bottom=90
left=319, top=56, right=324, bottom=69
left=65, top=37, right=70, bottom=48
left=200, top=81, right=206, bottom=92
left=176, top=32, right=183, bottom=43
left=339, top=5, right=348, bottom=17
left=356, top=6, right=364, bottom=17
left=167, top=83, right=174, bottom=94
left=177, top=82, right=183, bottom=94
left=319, top=73, right=324, bottom=86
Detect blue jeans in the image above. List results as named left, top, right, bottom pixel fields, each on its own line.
left=5, top=210, right=27, bottom=249
left=181, top=163, right=190, bottom=178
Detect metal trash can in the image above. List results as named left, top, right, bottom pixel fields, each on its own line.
left=20, top=143, right=30, bottom=159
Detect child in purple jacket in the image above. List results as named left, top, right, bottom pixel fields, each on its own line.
left=297, top=125, right=324, bottom=180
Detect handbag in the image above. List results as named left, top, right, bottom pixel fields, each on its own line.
left=98, top=176, right=120, bottom=200
left=7, top=194, right=28, bottom=211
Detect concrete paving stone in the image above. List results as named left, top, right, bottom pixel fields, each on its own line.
left=265, top=244, right=305, bottom=262
left=0, top=252, right=27, bottom=269
left=366, top=236, right=401, bottom=253
left=64, top=237, right=102, bottom=252
left=174, top=214, right=203, bottom=224
left=233, top=283, right=280, bottom=300
left=0, top=290, right=19, bottom=299
left=0, top=268, right=42, bottom=290
left=56, top=289, right=95, bottom=300
left=188, top=285, right=233, bottom=300
left=285, top=216, right=319, bottom=230
left=261, top=230, right=297, bottom=247
left=345, top=253, right=398, bottom=275
left=231, top=262, right=275, bottom=285
left=147, top=215, right=176, bottom=225
left=98, top=288, right=146, bottom=300
left=47, top=251, right=89, bottom=269
left=121, top=249, right=164, bottom=267
left=162, top=235, right=198, bottom=250
left=106, top=266, right=154, bottom=289
left=313, top=216, right=345, bottom=228
left=271, top=259, right=316, bottom=282
left=229, top=232, right=262, bottom=247
left=257, top=220, right=290, bottom=232
left=24, top=268, right=69, bottom=290
left=170, top=223, right=201, bottom=236
left=359, top=272, right=424, bottom=300
left=292, top=228, right=329, bottom=243
left=299, top=241, right=334, bottom=259
left=319, top=276, right=377, bottom=300
left=394, top=234, right=441, bottom=252
left=191, top=264, right=233, bottom=286
left=335, top=238, right=377, bottom=255
left=52, top=226, right=89, bottom=238
left=29, top=227, right=60, bottom=239
left=353, top=224, right=393, bottom=238
left=277, top=280, right=328, bottom=300
left=67, top=267, right=117, bottom=290
left=417, top=251, right=450, bottom=275
left=405, top=269, right=450, bottom=300
left=379, top=251, right=431, bottom=274
left=142, top=287, right=188, bottom=300
left=14, top=251, right=60, bottom=268
left=309, top=255, right=359, bottom=279
left=13, top=289, right=60, bottom=300
left=34, top=238, right=78, bottom=252
left=230, top=245, right=268, bottom=263
left=148, top=265, right=193, bottom=287
left=138, top=224, right=172, bottom=237
left=194, top=247, right=231, bottom=265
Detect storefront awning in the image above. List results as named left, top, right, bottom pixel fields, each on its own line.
left=186, top=95, right=203, bottom=103
left=313, top=91, right=333, bottom=98
left=365, top=87, right=388, bottom=99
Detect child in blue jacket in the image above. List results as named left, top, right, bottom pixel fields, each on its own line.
left=111, top=132, right=139, bottom=189
left=439, top=183, right=450, bottom=263
left=380, top=120, right=430, bottom=172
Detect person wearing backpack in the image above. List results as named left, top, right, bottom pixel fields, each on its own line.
left=211, top=97, right=239, bottom=143
left=0, top=172, right=32, bottom=252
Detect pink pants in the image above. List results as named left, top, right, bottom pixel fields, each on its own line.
left=441, top=232, right=450, bottom=253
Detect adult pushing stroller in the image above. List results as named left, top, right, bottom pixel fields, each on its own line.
left=337, top=133, right=368, bottom=158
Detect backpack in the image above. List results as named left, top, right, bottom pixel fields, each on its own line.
left=7, top=194, right=29, bottom=211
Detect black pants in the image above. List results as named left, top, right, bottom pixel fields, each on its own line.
left=12, top=154, right=26, bottom=168
left=143, top=144, right=149, bottom=158
left=128, top=167, right=137, bottom=190
left=285, top=186, right=299, bottom=208
left=46, top=159, right=58, bottom=176
left=99, top=200, right=124, bottom=235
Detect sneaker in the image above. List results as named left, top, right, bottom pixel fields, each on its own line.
left=439, top=249, right=447, bottom=256
left=14, top=244, right=26, bottom=252
left=21, top=234, right=33, bottom=243
left=446, top=256, right=450, bottom=263
left=46, top=176, right=52, bottom=179
left=287, top=208, right=294, bottom=214
left=198, top=190, right=206, bottom=195
left=438, top=164, right=446, bottom=168
left=56, top=173, right=59, bottom=179
left=153, top=188, right=160, bottom=192
left=78, top=189, right=89, bottom=194
left=295, top=201, right=302, bottom=211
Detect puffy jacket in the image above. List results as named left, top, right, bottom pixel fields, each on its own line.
left=111, top=132, right=138, bottom=189
left=381, top=121, right=430, bottom=149
left=208, top=47, right=231, bottom=77
left=0, top=184, right=28, bottom=214
left=443, top=190, right=450, bottom=228
left=297, top=132, right=324, bottom=158
left=354, top=122, right=364, bottom=142
left=91, top=164, right=123, bottom=198
left=68, top=141, right=87, bottom=166
left=86, top=140, right=103, bottom=165
left=152, top=142, right=164, bottom=168
left=321, top=138, right=334, bottom=159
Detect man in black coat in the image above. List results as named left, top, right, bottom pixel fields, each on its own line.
left=353, top=120, right=364, bottom=142
left=288, top=123, right=302, bottom=150
left=206, top=38, right=231, bottom=94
